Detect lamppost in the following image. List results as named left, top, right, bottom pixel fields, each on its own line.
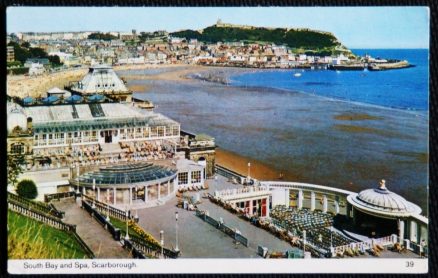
left=175, top=211, right=179, bottom=252
left=330, top=226, right=334, bottom=257
left=160, top=230, right=164, bottom=258
left=303, top=230, right=306, bottom=254
left=124, top=208, right=130, bottom=240
left=106, top=189, right=110, bottom=222
left=247, top=162, right=251, bottom=181
left=74, top=164, right=79, bottom=197
left=92, top=179, right=96, bottom=209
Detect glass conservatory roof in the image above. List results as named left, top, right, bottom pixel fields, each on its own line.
left=76, top=163, right=177, bottom=185
left=33, top=115, right=178, bottom=133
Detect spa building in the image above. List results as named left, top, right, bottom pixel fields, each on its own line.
left=7, top=65, right=214, bottom=207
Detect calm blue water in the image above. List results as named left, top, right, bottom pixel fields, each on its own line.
left=230, top=49, right=429, bottom=111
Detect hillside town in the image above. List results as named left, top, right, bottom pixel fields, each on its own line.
left=8, top=25, right=397, bottom=76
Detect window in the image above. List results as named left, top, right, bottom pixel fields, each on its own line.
left=143, top=127, right=149, bottom=137
left=157, top=126, right=165, bottom=137
left=191, top=171, right=201, bottom=183
left=67, top=133, right=72, bottom=138
left=150, top=127, right=158, bottom=138
left=172, top=125, right=179, bottom=136
left=49, top=134, right=53, bottom=139
left=92, top=131, right=97, bottom=137
left=11, top=143, right=25, bottom=154
left=178, top=172, right=188, bottom=185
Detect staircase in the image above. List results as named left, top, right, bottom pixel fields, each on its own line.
left=100, top=143, right=123, bottom=155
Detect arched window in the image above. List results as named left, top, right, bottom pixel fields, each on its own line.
left=11, top=143, right=25, bottom=154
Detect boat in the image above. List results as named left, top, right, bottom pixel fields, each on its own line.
left=294, top=73, right=302, bottom=77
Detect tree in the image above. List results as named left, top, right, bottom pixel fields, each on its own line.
left=21, top=41, right=30, bottom=48
left=48, top=55, right=62, bottom=67
left=7, top=154, right=26, bottom=186
left=8, top=41, right=30, bottom=64
left=16, top=179, right=38, bottom=200
left=29, top=47, right=48, bottom=59
left=88, top=32, right=117, bottom=41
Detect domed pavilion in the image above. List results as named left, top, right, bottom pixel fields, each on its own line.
left=347, top=180, right=426, bottom=244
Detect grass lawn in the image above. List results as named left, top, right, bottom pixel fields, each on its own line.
left=8, top=210, right=89, bottom=259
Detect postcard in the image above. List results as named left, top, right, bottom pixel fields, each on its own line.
left=6, top=6, right=429, bottom=274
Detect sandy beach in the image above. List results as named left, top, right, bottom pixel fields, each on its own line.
left=7, top=68, right=88, bottom=98
left=216, top=148, right=299, bottom=182
left=6, top=63, right=206, bottom=98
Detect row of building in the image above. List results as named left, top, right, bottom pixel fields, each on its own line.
left=8, top=27, right=357, bottom=72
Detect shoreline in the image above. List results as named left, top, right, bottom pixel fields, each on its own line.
left=7, top=63, right=427, bottom=116
left=188, top=67, right=428, bottom=115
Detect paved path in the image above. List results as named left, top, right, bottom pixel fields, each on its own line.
left=53, top=198, right=131, bottom=259
left=136, top=176, right=294, bottom=258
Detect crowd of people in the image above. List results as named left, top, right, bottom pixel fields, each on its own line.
left=119, top=141, right=175, bottom=160
left=28, top=140, right=176, bottom=170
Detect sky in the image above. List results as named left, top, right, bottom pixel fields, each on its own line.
left=7, top=7, right=429, bottom=49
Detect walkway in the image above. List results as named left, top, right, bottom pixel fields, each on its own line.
left=53, top=198, right=131, bottom=258
left=135, top=175, right=295, bottom=258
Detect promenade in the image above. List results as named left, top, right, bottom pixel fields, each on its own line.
left=53, top=198, right=131, bottom=258
left=135, top=175, right=295, bottom=258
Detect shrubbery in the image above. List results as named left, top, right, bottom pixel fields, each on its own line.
left=16, top=179, right=38, bottom=199
left=9, top=67, right=29, bottom=75
left=171, top=25, right=340, bottom=50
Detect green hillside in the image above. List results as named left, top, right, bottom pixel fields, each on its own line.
left=171, top=24, right=348, bottom=53
left=8, top=210, right=89, bottom=259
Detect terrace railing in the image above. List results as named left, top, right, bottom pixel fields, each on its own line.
left=215, top=164, right=245, bottom=183
left=44, top=191, right=76, bottom=203
left=82, top=195, right=131, bottom=221
left=8, top=192, right=64, bottom=219
left=128, top=234, right=179, bottom=259
left=195, top=209, right=249, bottom=247
left=333, top=235, right=396, bottom=256
left=81, top=200, right=121, bottom=241
left=81, top=199, right=178, bottom=258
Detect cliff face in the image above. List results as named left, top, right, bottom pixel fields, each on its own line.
left=171, top=24, right=349, bottom=53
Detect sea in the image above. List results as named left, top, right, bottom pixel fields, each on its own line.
left=130, top=48, right=429, bottom=212
left=230, top=49, right=429, bottom=111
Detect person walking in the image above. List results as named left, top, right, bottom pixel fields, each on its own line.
left=419, top=239, right=427, bottom=258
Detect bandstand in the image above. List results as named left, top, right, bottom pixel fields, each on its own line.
left=70, top=162, right=178, bottom=209
left=347, top=180, right=427, bottom=245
